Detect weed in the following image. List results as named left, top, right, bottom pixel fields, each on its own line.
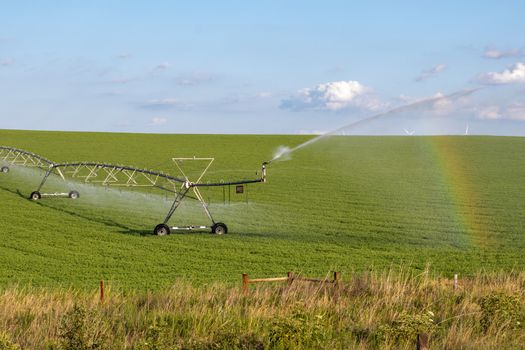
left=136, top=322, right=170, bottom=350
left=58, top=304, right=109, bottom=350
left=376, top=310, right=436, bottom=345
left=0, top=333, right=20, bottom=350
left=268, top=308, right=327, bottom=348
left=0, top=269, right=524, bottom=349
left=479, top=292, right=523, bottom=332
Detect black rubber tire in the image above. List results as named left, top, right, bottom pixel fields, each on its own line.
left=1, top=166, right=9, bottom=173
left=30, top=191, right=42, bottom=201
left=154, top=224, right=171, bottom=236
left=212, top=222, right=228, bottom=235
left=68, top=190, right=80, bottom=199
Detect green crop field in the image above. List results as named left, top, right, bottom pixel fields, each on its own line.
left=0, top=129, right=524, bottom=290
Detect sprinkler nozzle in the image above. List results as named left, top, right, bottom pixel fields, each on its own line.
left=261, top=162, right=268, bottom=182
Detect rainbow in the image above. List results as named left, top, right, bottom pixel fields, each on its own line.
left=427, top=136, right=491, bottom=249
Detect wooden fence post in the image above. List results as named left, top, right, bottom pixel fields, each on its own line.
left=242, top=273, right=249, bottom=296
left=333, top=271, right=341, bottom=301
left=287, top=272, right=294, bottom=286
left=333, top=271, right=340, bottom=283
left=100, top=280, right=105, bottom=302
left=453, top=274, right=458, bottom=291
left=417, top=333, right=429, bottom=350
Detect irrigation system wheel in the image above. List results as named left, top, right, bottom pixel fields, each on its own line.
left=68, top=190, right=80, bottom=199
left=212, top=222, right=228, bottom=235
left=30, top=191, right=41, bottom=201
left=0, top=166, right=9, bottom=173
left=154, top=224, right=171, bottom=236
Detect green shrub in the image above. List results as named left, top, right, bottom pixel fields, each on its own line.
left=199, top=331, right=263, bottom=350
left=479, top=292, right=523, bottom=332
left=376, top=310, right=436, bottom=344
left=58, top=304, right=109, bottom=350
left=0, top=333, right=20, bottom=350
left=268, top=309, right=327, bottom=349
left=136, top=322, right=170, bottom=350
left=137, top=319, right=264, bottom=350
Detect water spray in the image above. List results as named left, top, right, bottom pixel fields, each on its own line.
left=0, top=150, right=270, bottom=235
left=269, top=87, right=483, bottom=163
left=0, top=146, right=56, bottom=174
left=1, top=144, right=272, bottom=235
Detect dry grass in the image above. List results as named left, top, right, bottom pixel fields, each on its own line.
left=0, top=268, right=524, bottom=349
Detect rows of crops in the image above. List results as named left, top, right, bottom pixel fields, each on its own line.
left=0, top=129, right=524, bottom=289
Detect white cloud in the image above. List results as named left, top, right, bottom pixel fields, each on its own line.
left=141, top=98, right=191, bottom=110
left=398, top=92, right=450, bottom=110
left=416, top=64, right=447, bottom=82
left=148, top=98, right=179, bottom=105
left=104, top=77, right=137, bottom=85
left=474, top=104, right=525, bottom=121
left=175, top=71, right=215, bottom=86
left=396, top=90, right=479, bottom=118
left=507, top=104, right=525, bottom=121
left=478, top=62, right=525, bottom=84
left=430, top=92, right=453, bottom=111
left=153, top=62, right=170, bottom=71
left=280, top=80, right=383, bottom=111
left=117, top=53, right=132, bottom=59
left=401, top=89, right=525, bottom=122
left=1, top=58, right=13, bottom=66
left=256, top=91, right=273, bottom=98
left=385, top=89, right=525, bottom=124
left=142, top=98, right=179, bottom=108
left=476, top=106, right=502, bottom=120
left=297, top=129, right=327, bottom=135
left=148, top=117, right=168, bottom=126
left=483, top=48, right=523, bottom=59
left=99, top=90, right=125, bottom=97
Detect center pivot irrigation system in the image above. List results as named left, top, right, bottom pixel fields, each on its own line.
left=1, top=146, right=268, bottom=235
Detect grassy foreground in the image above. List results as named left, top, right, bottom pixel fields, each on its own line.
left=1, top=130, right=525, bottom=289
left=0, top=268, right=524, bottom=349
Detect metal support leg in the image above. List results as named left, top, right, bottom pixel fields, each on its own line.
left=192, top=187, right=215, bottom=224
left=37, top=168, right=53, bottom=192
left=162, top=187, right=190, bottom=224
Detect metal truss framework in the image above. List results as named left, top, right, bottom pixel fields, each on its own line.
left=36, top=162, right=186, bottom=194
left=1, top=145, right=268, bottom=235
left=156, top=157, right=267, bottom=234
left=163, top=157, right=216, bottom=229
left=0, top=146, right=60, bottom=175
left=32, top=159, right=268, bottom=235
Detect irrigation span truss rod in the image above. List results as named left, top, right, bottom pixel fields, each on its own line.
left=0, top=146, right=61, bottom=176
left=48, top=162, right=187, bottom=187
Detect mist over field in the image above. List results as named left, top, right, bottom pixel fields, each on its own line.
left=1, top=130, right=524, bottom=289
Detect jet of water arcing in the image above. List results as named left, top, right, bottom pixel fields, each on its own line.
left=272, top=146, right=292, bottom=162
left=268, top=87, right=482, bottom=163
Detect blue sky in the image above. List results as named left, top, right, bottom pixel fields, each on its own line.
left=1, top=1, right=525, bottom=135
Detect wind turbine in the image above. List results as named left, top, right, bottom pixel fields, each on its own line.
left=465, top=124, right=469, bottom=136
left=403, top=128, right=415, bottom=135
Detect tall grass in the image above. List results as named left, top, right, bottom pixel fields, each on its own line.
left=0, top=268, right=524, bottom=349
